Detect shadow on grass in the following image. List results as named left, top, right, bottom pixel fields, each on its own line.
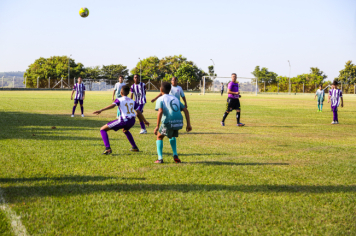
left=3, top=181, right=355, bottom=202
left=180, top=132, right=250, bottom=135
left=0, top=176, right=146, bottom=183
left=189, top=161, right=289, bottom=166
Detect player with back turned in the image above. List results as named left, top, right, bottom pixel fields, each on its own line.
left=221, top=73, right=245, bottom=126
left=130, top=74, right=148, bottom=134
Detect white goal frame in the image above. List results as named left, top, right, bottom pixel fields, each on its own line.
left=201, top=76, right=258, bottom=95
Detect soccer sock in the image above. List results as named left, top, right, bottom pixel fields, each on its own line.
left=318, top=104, right=320, bottom=110
left=117, top=108, right=121, bottom=118
left=81, top=106, right=84, bottom=114
left=169, top=137, right=178, bottom=156
left=140, top=122, right=146, bottom=130
left=222, top=112, right=229, bottom=122
left=334, top=110, right=338, bottom=122
left=320, top=104, right=323, bottom=111
left=156, top=140, right=163, bottom=160
left=100, top=130, right=111, bottom=149
left=72, top=106, right=77, bottom=115
left=124, top=131, right=137, bottom=148
left=236, top=111, right=241, bottom=124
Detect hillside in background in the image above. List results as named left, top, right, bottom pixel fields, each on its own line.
left=0, top=71, right=25, bottom=78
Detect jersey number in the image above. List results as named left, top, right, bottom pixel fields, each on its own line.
left=125, top=103, right=134, bottom=114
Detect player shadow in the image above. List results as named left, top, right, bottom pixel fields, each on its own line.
left=0, top=176, right=146, bottom=183
left=179, top=132, right=246, bottom=135
left=2, top=182, right=355, bottom=203
left=189, top=161, right=289, bottom=166
left=162, top=152, right=227, bottom=156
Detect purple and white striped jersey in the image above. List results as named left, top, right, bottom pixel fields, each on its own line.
left=130, top=82, right=146, bottom=105
left=329, top=88, right=342, bottom=107
left=113, top=96, right=140, bottom=122
left=73, top=83, right=86, bottom=100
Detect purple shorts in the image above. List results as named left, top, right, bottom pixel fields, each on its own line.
left=137, top=104, right=145, bottom=113
left=107, top=117, right=136, bottom=131
left=74, top=99, right=83, bottom=105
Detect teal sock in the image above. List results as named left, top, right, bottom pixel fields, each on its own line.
left=169, top=137, right=178, bottom=156
left=156, top=140, right=163, bottom=160
left=320, top=104, right=323, bottom=111
left=318, top=104, right=320, bottom=110
left=117, top=108, right=121, bottom=117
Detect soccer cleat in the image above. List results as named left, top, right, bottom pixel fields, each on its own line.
left=71, top=115, right=74, bottom=117
left=237, top=123, right=245, bottom=126
left=130, top=147, right=139, bottom=152
left=331, top=121, right=336, bottom=124
left=154, top=159, right=164, bottom=164
left=139, top=129, right=147, bottom=134
left=221, top=122, right=225, bottom=126
left=173, top=155, right=181, bottom=163
left=335, top=121, right=339, bottom=124
left=81, top=114, right=85, bottom=117
left=102, top=149, right=112, bottom=155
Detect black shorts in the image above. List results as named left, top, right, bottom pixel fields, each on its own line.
left=226, top=98, right=240, bottom=111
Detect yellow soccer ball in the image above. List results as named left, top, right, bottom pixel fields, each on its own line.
left=79, top=7, right=89, bottom=18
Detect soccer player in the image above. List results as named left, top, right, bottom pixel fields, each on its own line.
left=113, top=75, right=126, bottom=118
left=221, top=73, right=245, bottom=126
left=220, top=82, right=224, bottom=96
left=328, top=81, right=343, bottom=124
left=151, top=77, right=188, bottom=108
left=71, top=76, right=85, bottom=117
left=314, top=85, right=325, bottom=112
left=154, top=82, right=192, bottom=164
left=130, top=74, right=147, bottom=134
left=93, top=85, right=149, bottom=154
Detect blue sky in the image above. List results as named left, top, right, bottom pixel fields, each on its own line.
left=0, top=0, right=355, bottom=80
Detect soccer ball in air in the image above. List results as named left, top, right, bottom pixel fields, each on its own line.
left=79, top=7, right=89, bottom=18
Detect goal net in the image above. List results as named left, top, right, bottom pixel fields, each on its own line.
left=201, top=76, right=258, bottom=95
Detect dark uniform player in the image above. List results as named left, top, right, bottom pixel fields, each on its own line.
left=221, top=73, right=245, bottom=126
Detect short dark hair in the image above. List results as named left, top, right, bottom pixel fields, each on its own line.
left=319, top=84, right=322, bottom=87
left=171, top=77, right=178, bottom=81
left=78, top=76, right=82, bottom=79
left=231, top=73, right=237, bottom=76
left=121, top=85, right=130, bottom=96
left=332, top=80, right=338, bottom=86
left=119, top=75, right=124, bottom=78
left=161, top=82, right=171, bottom=94
left=133, top=74, right=139, bottom=78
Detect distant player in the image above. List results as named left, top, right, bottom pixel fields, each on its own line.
left=151, top=77, right=188, bottom=108
left=130, top=74, right=147, bottom=134
left=328, top=81, right=343, bottom=124
left=314, top=85, right=325, bottom=112
left=221, top=73, right=244, bottom=126
left=154, top=82, right=192, bottom=164
left=71, top=76, right=85, bottom=117
left=220, top=82, right=224, bottom=96
left=93, top=85, right=149, bottom=154
left=113, top=75, right=126, bottom=118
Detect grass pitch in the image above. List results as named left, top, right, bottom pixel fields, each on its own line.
left=0, top=91, right=355, bottom=235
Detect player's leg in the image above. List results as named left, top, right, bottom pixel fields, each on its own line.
left=80, top=100, right=84, bottom=117
left=122, top=118, right=139, bottom=151
left=320, top=98, right=323, bottom=111
left=317, top=100, right=320, bottom=112
left=331, top=106, right=337, bottom=124
left=138, top=105, right=147, bottom=134
left=72, top=100, right=78, bottom=117
left=100, top=124, right=112, bottom=154
left=155, top=132, right=165, bottom=163
left=221, top=99, right=231, bottom=126
left=236, top=99, right=244, bottom=126
left=169, top=131, right=181, bottom=163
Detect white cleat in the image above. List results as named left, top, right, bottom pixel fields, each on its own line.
left=71, top=115, right=74, bottom=117
left=331, top=121, right=335, bottom=124
left=139, top=129, right=147, bottom=134
left=81, top=114, right=85, bottom=117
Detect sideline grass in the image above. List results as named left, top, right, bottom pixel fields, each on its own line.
left=0, top=91, right=355, bottom=235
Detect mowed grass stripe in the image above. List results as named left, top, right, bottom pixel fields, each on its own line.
left=0, top=91, right=355, bottom=235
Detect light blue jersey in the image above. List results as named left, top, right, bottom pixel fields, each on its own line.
left=155, top=94, right=185, bottom=130
left=114, top=82, right=126, bottom=98
left=170, top=85, right=185, bottom=101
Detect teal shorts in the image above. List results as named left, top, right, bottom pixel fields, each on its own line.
left=159, top=125, right=179, bottom=139
left=317, top=97, right=324, bottom=104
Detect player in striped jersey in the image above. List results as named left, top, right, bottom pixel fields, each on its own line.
left=151, top=77, right=188, bottom=108
left=93, top=86, right=149, bottom=154
left=328, top=81, right=343, bottom=124
left=130, top=74, right=148, bottom=134
left=70, top=77, right=85, bottom=117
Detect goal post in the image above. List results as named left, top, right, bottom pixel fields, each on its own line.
left=201, top=76, right=258, bottom=95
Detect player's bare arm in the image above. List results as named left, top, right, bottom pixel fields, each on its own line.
left=130, top=93, right=133, bottom=100
left=154, top=108, right=163, bottom=135
left=341, top=97, right=344, bottom=107
left=328, top=94, right=331, bottom=103
left=227, top=89, right=239, bottom=95
left=112, top=90, right=116, bottom=101
left=71, top=90, right=75, bottom=100
left=82, top=91, right=85, bottom=100
left=182, top=96, right=188, bottom=109
left=151, top=92, right=163, bottom=103
left=93, top=104, right=116, bottom=115
left=182, top=108, right=192, bottom=132
left=136, top=110, right=149, bottom=127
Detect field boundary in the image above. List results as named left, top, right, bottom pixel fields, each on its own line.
left=0, top=188, right=28, bottom=236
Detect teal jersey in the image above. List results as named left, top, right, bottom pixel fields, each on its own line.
left=170, top=85, right=185, bottom=100
left=114, top=82, right=126, bottom=98
left=316, top=89, right=324, bottom=99
left=155, top=94, right=185, bottom=130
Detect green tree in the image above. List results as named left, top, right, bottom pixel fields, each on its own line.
left=173, top=63, right=197, bottom=83
left=130, top=56, right=160, bottom=80
left=24, top=56, right=84, bottom=88
left=251, top=66, right=278, bottom=84
left=84, top=66, right=102, bottom=80
left=101, top=64, right=129, bottom=80
left=337, top=60, right=356, bottom=84
left=208, top=65, right=216, bottom=76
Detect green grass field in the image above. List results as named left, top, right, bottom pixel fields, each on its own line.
left=0, top=91, right=355, bottom=235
